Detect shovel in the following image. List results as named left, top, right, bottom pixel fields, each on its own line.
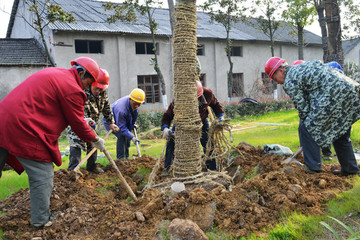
left=133, top=128, right=141, bottom=158
left=281, top=147, right=303, bottom=167
left=103, top=147, right=138, bottom=201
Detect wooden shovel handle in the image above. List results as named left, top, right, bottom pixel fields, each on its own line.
left=103, top=149, right=138, bottom=201
left=133, top=128, right=141, bottom=157
left=73, top=130, right=113, bottom=172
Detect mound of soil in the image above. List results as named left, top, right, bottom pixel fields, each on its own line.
left=0, top=143, right=355, bottom=239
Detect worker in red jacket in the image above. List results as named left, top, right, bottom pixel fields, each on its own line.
left=0, top=56, right=106, bottom=229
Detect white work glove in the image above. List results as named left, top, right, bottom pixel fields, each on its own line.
left=93, top=138, right=105, bottom=151
left=85, top=118, right=94, bottom=125
left=163, top=127, right=172, bottom=139
left=132, top=137, right=140, bottom=145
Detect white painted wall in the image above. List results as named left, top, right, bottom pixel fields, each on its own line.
left=0, top=65, right=47, bottom=100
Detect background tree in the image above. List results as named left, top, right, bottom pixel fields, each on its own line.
left=281, top=0, right=316, bottom=60
left=200, top=0, right=243, bottom=102
left=24, top=0, right=75, bottom=66
left=324, top=0, right=343, bottom=64
left=313, top=0, right=360, bottom=64
left=104, top=0, right=169, bottom=108
left=245, top=0, right=282, bottom=99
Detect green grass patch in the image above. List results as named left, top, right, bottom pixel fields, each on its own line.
left=0, top=170, right=29, bottom=200
left=327, top=177, right=360, bottom=216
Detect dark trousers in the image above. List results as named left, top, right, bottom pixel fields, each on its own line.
left=299, top=121, right=359, bottom=173
left=164, top=119, right=216, bottom=170
left=114, top=131, right=130, bottom=159
left=321, top=145, right=332, bottom=156
left=0, top=147, right=54, bottom=227
left=68, top=142, right=97, bottom=171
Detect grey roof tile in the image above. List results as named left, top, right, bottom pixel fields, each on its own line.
left=48, top=0, right=319, bottom=43
left=0, top=38, right=50, bottom=66
left=8, top=0, right=321, bottom=44
left=343, top=37, right=360, bottom=55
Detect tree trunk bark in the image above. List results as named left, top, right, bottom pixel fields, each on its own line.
left=297, top=24, right=304, bottom=60
left=324, top=0, right=344, bottom=64
left=314, top=0, right=329, bottom=62
left=147, top=5, right=167, bottom=108
left=172, top=0, right=202, bottom=177
left=168, top=0, right=175, bottom=37
left=226, top=14, right=233, bottom=103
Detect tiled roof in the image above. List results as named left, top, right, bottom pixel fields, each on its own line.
left=343, top=37, right=360, bottom=55
left=0, top=38, right=51, bottom=66
left=7, top=0, right=321, bottom=45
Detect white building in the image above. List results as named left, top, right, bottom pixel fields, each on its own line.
left=3, top=0, right=323, bottom=108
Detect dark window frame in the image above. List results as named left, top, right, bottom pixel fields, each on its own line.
left=137, top=75, right=160, bottom=103
left=230, top=46, right=243, bottom=57
left=135, top=42, right=160, bottom=55
left=261, top=72, right=273, bottom=94
left=232, top=73, right=244, bottom=97
left=197, top=44, right=205, bottom=56
left=74, top=40, right=103, bottom=54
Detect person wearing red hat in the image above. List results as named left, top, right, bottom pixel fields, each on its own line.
left=265, top=57, right=360, bottom=176
left=0, top=56, right=106, bottom=229
left=67, top=69, right=119, bottom=173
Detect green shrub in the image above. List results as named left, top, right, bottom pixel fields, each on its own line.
left=223, top=98, right=294, bottom=117
left=137, top=110, right=165, bottom=132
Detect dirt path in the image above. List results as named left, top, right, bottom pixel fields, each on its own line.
left=0, top=143, right=355, bottom=239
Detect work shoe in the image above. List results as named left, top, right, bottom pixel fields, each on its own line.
left=323, top=156, right=332, bottom=161
left=31, top=212, right=61, bottom=230
left=332, top=170, right=359, bottom=177
left=303, top=165, right=322, bottom=174
left=88, top=166, right=104, bottom=174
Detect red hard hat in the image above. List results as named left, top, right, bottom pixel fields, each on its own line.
left=92, top=69, right=109, bottom=89
left=196, top=80, right=203, bottom=98
left=71, top=57, right=100, bottom=81
left=264, top=57, right=286, bottom=79
left=291, top=60, right=305, bottom=66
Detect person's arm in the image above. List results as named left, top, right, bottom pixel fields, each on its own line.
left=117, top=111, right=135, bottom=140
left=61, top=92, right=96, bottom=142
left=283, top=75, right=309, bottom=121
left=161, top=101, right=175, bottom=130
left=101, top=91, right=119, bottom=132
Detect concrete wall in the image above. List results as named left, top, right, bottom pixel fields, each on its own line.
left=0, top=65, right=47, bottom=100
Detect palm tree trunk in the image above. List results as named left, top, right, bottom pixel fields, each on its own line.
left=172, top=0, right=202, bottom=177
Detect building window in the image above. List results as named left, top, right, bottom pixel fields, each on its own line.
left=75, top=40, right=103, bottom=53
left=231, top=73, right=244, bottom=97
left=137, top=75, right=160, bottom=103
left=197, top=44, right=205, bottom=56
left=261, top=72, right=273, bottom=94
left=230, top=46, right=243, bottom=57
left=135, top=42, right=159, bottom=55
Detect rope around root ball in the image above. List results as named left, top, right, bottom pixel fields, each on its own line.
left=205, top=119, right=234, bottom=171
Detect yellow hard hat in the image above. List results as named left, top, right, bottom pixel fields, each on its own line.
left=129, top=88, right=145, bottom=103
